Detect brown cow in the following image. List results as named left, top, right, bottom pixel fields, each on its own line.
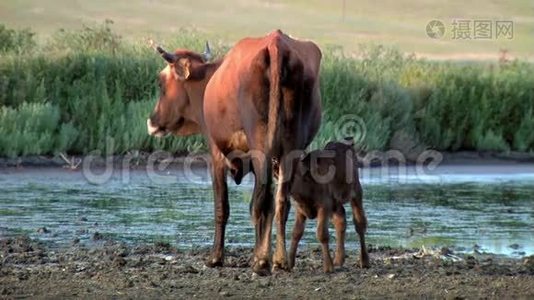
left=288, top=139, right=369, bottom=273
left=147, top=30, right=322, bottom=275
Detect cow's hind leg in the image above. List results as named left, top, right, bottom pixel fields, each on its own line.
left=350, top=188, right=369, bottom=268
left=273, top=156, right=294, bottom=271
left=250, top=151, right=274, bottom=276
left=288, top=209, right=306, bottom=270
left=332, top=203, right=346, bottom=267
left=206, top=148, right=229, bottom=267
left=317, top=207, right=334, bottom=273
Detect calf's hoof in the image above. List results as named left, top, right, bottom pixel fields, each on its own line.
left=252, top=259, right=271, bottom=276
left=358, top=255, right=370, bottom=269
left=205, top=256, right=224, bottom=268
left=287, top=259, right=295, bottom=271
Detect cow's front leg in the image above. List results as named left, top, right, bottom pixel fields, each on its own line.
left=206, top=149, right=229, bottom=267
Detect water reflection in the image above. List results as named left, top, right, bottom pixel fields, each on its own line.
left=0, top=165, right=532, bottom=257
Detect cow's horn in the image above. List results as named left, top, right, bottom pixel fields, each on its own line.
left=202, top=41, right=212, bottom=62
left=148, top=39, right=176, bottom=63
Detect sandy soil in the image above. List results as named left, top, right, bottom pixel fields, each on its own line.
left=1, top=236, right=533, bottom=299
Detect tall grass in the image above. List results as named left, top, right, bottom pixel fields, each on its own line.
left=0, top=103, right=59, bottom=157
left=0, top=24, right=35, bottom=54
left=0, top=23, right=533, bottom=158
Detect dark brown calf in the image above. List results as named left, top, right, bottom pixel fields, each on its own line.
left=288, top=140, right=369, bottom=272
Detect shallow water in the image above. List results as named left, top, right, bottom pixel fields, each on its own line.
left=0, top=164, right=533, bottom=257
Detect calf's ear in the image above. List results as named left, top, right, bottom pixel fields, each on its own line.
left=174, top=58, right=191, bottom=80
left=298, top=155, right=310, bottom=175
left=343, top=136, right=355, bottom=146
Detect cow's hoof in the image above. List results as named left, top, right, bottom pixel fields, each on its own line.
left=323, top=264, right=334, bottom=273
left=272, top=261, right=289, bottom=272
left=205, top=257, right=224, bottom=268
left=334, top=258, right=345, bottom=267
left=252, top=259, right=271, bottom=276
left=272, top=253, right=289, bottom=272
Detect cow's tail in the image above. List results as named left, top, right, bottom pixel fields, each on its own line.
left=266, top=36, right=284, bottom=160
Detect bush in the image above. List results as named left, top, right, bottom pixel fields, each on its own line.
left=44, top=19, right=121, bottom=54
left=0, top=103, right=60, bottom=157
left=0, top=23, right=533, bottom=157
left=0, top=24, right=36, bottom=54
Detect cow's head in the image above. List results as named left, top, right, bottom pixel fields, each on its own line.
left=147, top=40, right=212, bottom=137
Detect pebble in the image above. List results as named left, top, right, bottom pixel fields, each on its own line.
left=509, top=244, right=521, bottom=250
left=238, top=273, right=250, bottom=281
left=92, top=232, right=104, bottom=241
left=37, top=227, right=49, bottom=234
left=113, top=256, right=127, bottom=267
left=440, top=247, right=453, bottom=256
left=255, top=278, right=271, bottom=287
left=181, top=265, right=199, bottom=274
left=523, top=256, right=534, bottom=269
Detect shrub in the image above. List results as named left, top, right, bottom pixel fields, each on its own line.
left=0, top=23, right=533, bottom=157
left=0, top=24, right=36, bottom=54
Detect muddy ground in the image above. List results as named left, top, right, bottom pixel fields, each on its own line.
left=1, top=236, right=533, bottom=299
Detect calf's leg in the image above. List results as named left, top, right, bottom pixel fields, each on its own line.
left=350, top=188, right=369, bottom=268
left=288, top=210, right=306, bottom=270
left=317, top=207, right=334, bottom=273
left=332, top=204, right=346, bottom=267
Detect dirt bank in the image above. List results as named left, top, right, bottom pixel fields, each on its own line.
left=2, top=150, right=534, bottom=169
left=1, top=236, right=533, bottom=299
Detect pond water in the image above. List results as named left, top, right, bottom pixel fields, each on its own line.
left=0, top=164, right=533, bottom=257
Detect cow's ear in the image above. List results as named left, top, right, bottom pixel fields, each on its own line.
left=174, top=58, right=191, bottom=81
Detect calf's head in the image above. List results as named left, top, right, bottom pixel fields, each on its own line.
left=147, top=40, right=212, bottom=137
left=296, top=137, right=359, bottom=183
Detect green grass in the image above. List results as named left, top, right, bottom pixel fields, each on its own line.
left=0, top=23, right=533, bottom=158
left=0, top=102, right=61, bottom=157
